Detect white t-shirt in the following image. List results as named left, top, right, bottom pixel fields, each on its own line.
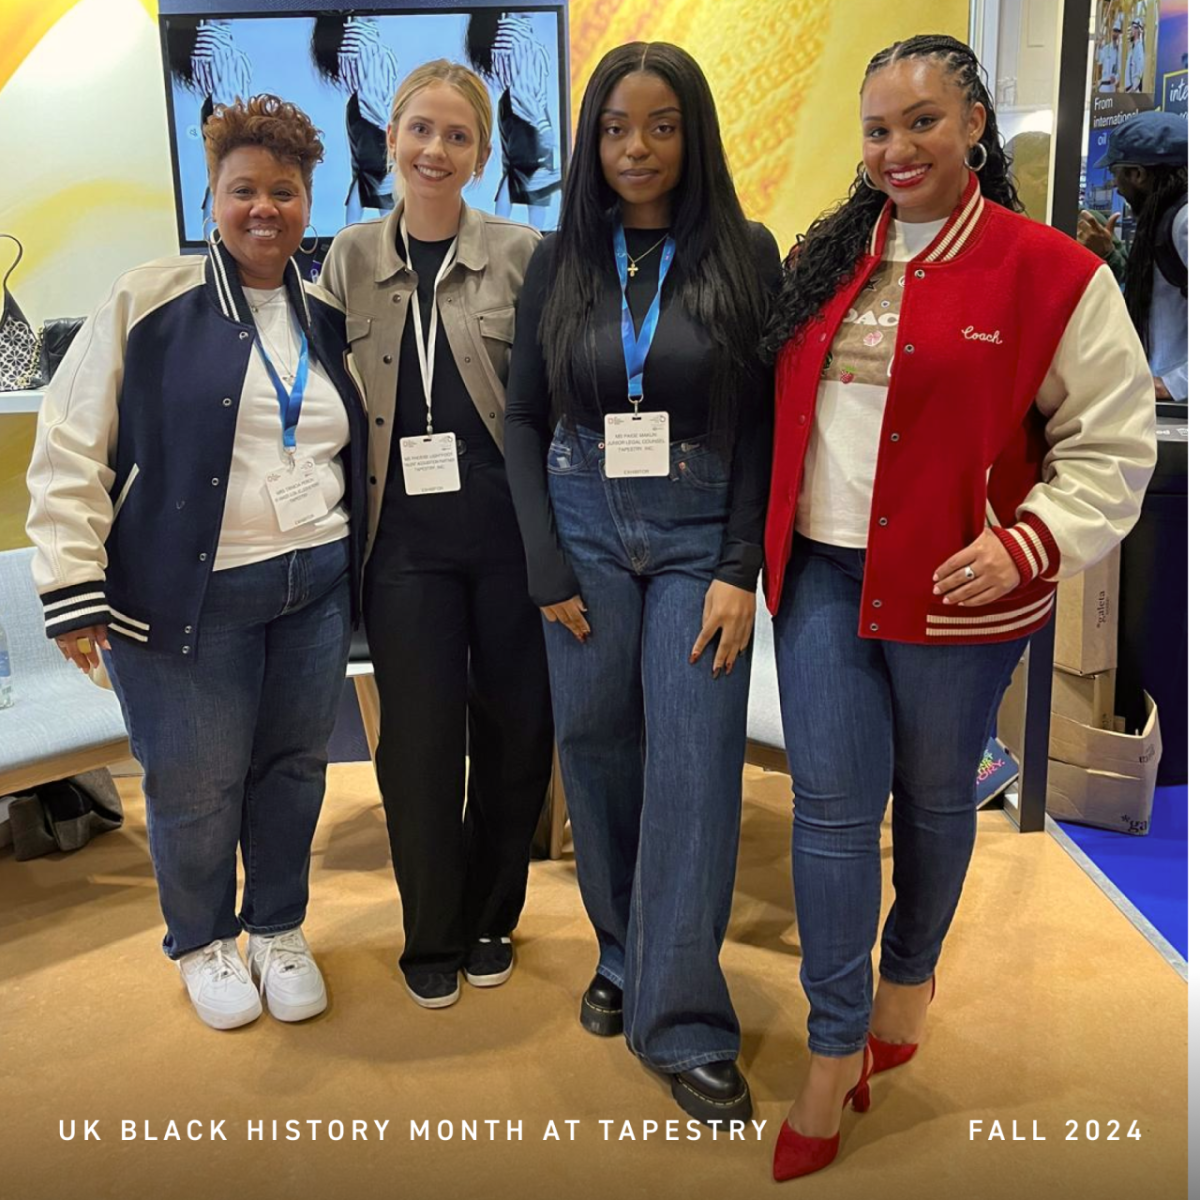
left=796, top=218, right=943, bottom=547
left=214, top=287, right=351, bottom=570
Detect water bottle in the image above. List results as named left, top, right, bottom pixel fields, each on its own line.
left=0, top=618, right=12, bottom=709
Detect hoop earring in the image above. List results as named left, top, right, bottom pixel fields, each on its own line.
left=202, top=217, right=221, bottom=246
left=858, top=165, right=882, bottom=192
left=966, top=142, right=989, bottom=172
left=299, top=223, right=319, bottom=255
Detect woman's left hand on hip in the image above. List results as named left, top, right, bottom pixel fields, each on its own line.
left=933, top=528, right=1021, bottom=607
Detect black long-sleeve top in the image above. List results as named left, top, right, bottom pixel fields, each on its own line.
left=505, top=222, right=779, bottom=605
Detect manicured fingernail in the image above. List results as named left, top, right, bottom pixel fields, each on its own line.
left=932, top=585, right=942, bottom=596
left=932, top=573, right=939, bottom=582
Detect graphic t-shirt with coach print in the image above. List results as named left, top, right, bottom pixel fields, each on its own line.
left=796, top=216, right=943, bottom=548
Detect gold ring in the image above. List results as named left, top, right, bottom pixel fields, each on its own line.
left=76, top=637, right=93, bottom=654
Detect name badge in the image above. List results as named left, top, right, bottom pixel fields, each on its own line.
left=265, top=458, right=328, bottom=531
left=603, top=412, right=670, bottom=478
left=400, top=432, right=462, bottom=495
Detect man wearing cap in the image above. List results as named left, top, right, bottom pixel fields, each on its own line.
left=1095, top=111, right=1188, bottom=401
left=1124, top=18, right=1146, bottom=92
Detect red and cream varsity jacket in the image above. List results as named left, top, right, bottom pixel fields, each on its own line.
left=764, top=174, right=1157, bottom=644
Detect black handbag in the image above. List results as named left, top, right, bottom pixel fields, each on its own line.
left=37, top=316, right=85, bottom=383
left=0, top=233, right=45, bottom=391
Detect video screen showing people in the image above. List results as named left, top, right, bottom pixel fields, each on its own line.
left=162, top=9, right=566, bottom=245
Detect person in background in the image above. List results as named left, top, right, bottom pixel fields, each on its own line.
left=505, top=41, right=777, bottom=1126
left=466, top=11, right=562, bottom=228
left=25, top=96, right=368, bottom=1031
left=311, top=15, right=400, bottom=225
left=760, top=34, right=1157, bottom=1180
left=1096, top=16, right=1121, bottom=93
left=1124, top=17, right=1146, bottom=92
left=319, top=60, right=554, bottom=1010
left=1095, top=111, right=1188, bottom=401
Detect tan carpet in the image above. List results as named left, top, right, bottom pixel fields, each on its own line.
left=0, top=764, right=1185, bottom=1200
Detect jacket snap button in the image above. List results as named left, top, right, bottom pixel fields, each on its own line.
left=464, top=356, right=471, bottom=364
left=383, top=354, right=393, bottom=364
left=915, top=269, right=926, bottom=278
left=870, top=623, right=880, bottom=633
left=198, top=552, right=208, bottom=561
left=890, top=432, right=900, bottom=442
left=878, top=517, right=888, bottom=527
left=222, top=397, right=232, bottom=407
left=239, top=332, right=249, bottom=340
left=872, top=600, right=882, bottom=609
left=369, top=476, right=377, bottom=485
left=375, top=416, right=385, bottom=426
left=184, top=625, right=192, bottom=634
left=211, top=477, right=219, bottom=486
left=904, top=344, right=915, bottom=354
left=182, top=645, right=191, bottom=654
left=489, top=412, right=496, bottom=419
left=392, top=293, right=403, bottom=303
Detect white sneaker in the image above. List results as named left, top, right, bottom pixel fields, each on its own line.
left=246, top=927, right=328, bottom=1022
left=177, top=939, right=262, bottom=1030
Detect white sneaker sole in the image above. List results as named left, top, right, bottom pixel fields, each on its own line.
left=189, top=992, right=263, bottom=1031
left=464, top=962, right=514, bottom=988
left=405, top=981, right=461, bottom=1009
left=263, top=985, right=328, bottom=1023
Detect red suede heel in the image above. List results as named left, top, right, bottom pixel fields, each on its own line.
left=867, top=974, right=936, bottom=1075
left=772, top=1047, right=872, bottom=1182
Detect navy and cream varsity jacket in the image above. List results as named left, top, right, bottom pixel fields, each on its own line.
left=26, top=243, right=369, bottom=657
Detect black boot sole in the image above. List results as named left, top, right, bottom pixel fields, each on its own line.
left=670, top=1074, right=754, bottom=1126
left=579, top=992, right=623, bottom=1037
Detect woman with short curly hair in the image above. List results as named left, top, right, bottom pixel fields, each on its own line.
left=26, top=94, right=370, bottom=1032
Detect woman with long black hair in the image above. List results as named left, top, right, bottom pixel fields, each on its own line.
left=760, top=35, right=1157, bottom=1179
left=505, top=41, right=777, bottom=1124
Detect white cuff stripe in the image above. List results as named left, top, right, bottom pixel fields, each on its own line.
left=1007, top=526, right=1040, bottom=578
left=46, top=604, right=110, bottom=630
left=926, top=597, right=1055, bottom=637
left=43, top=591, right=106, bottom=613
left=1016, top=522, right=1050, bottom=574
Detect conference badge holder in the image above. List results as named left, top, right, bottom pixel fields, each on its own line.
left=400, top=432, right=462, bottom=495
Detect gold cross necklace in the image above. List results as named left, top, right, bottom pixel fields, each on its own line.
left=625, top=233, right=669, bottom=278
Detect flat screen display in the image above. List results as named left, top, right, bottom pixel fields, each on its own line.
left=159, top=2, right=570, bottom=248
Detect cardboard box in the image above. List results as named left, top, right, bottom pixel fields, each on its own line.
left=1045, top=693, right=1161, bottom=835
left=1051, top=667, right=1116, bottom=731
left=1054, top=546, right=1120, bottom=676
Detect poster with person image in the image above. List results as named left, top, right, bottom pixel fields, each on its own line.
left=1093, top=0, right=1158, bottom=96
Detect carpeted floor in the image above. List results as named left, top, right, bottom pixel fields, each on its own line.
left=0, top=764, right=1186, bottom=1200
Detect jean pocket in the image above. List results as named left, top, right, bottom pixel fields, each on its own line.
left=547, top=437, right=590, bottom=475
left=670, top=443, right=729, bottom=491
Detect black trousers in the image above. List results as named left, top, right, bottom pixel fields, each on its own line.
left=365, top=458, right=554, bottom=976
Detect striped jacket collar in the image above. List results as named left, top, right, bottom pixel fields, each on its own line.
left=204, top=238, right=314, bottom=334
left=867, top=171, right=988, bottom=265
left=373, top=197, right=489, bottom=283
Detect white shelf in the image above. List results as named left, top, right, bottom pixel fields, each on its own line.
left=0, top=390, right=43, bottom=415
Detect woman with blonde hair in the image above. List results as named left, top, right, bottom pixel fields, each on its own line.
left=320, top=60, right=553, bottom=1009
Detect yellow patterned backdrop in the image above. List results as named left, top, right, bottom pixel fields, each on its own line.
left=0, top=0, right=967, bottom=550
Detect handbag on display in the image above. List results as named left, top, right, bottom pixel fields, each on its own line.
left=37, top=315, right=85, bottom=383
left=0, top=233, right=46, bottom=391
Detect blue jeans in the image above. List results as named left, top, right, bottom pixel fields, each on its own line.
left=773, top=538, right=1026, bottom=1057
left=105, top=540, right=352, bottom=959
left=545, top=423, right=751, bottom=1072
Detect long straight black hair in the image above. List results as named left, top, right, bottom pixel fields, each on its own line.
left=762, top=34, right=1022, bottom=356
left=539, top=42, right=767, bottom=439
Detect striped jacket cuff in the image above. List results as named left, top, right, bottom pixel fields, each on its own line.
left=995, top=514, right=1061, bottom=585
left=41, top=582, right=111, bottom=639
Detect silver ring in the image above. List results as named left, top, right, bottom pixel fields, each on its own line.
left=964, top=566, right=976, bottom=581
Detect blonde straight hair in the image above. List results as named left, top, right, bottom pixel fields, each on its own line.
left=388, top=59, right=493, bottom=200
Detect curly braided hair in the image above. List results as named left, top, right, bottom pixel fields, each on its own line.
left=762, top=34, right=1022, bottom=357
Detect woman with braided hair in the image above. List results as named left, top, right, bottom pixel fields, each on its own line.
left=761, top=35, right=1157, bottom=1179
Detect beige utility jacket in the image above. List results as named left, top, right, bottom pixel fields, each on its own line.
left=320, top=200, right=539, bottom=557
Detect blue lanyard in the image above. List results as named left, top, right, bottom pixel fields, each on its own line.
left=614, top=225, right=675, bottom=412
left=256, top=332, right=309, bottom=453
